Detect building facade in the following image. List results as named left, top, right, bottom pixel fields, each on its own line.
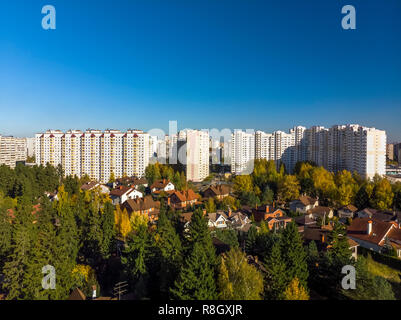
left=35, top=129, right=150, bottom=182
left=231, top=130, right=255, bottom=175
left=185, top=130, right=210, bottom=182
left=0, top=135, right=27, bottom=168
left=246, top=124, right=386, bottom=179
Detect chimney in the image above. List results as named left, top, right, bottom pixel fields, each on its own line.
left=92, top=285, right=97, bottom=299
left=367, top=220, right=373, bottom=235
left=228, top=206, right=232, bottom=217
left=321, top=234, right=325, bottom=243
left=202, top=209, right=207, bottom=216
left=167, top=197, right=171, bottom=206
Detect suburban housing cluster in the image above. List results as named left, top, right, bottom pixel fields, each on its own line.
left=79, top=174, right=401, bottom=262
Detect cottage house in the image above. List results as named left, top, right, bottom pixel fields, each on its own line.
left=307, top=206, right=334, bottom=220
left=203, top=184, right=230, bottom=200
left=252, top=205, right=286, bottom=223
left=122, top=195, right=160, bottom=223
left=150, top=179, right=175, bottom=193
left=290, top=195, right=319, bottom=214
left=347, top=218, right=401, bottom=257
left=338, top=205, right=358, bottom=219
left=110, top=186, right=143, bottom=205
left=168, top=189, right=201, bottom=210
left=207, top=211, right=229, bottom=229
left=357, top=208, right=400, bottom=227
left=303, top=225, right=359, bottom=260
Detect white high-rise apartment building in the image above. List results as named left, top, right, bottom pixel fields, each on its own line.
left=35, top=129, right=150, bottom=183
left=100, top=130, right=124, bottom=183
left=62, top=130, right=82, bottom=178
left=305, top=126, right=329, bottom=168
left=80, top=130, right=102, bottom=181
left=251, top=124, right=386, bottom=179
left=26, top=137, right=35, bottom=158
left=290, top=126, right=307, bottom=163
left=231, top=130, right=255, bottom=175
left=0, top=135, right=27, bottom=168
left=345, top=125, right=386, bottom=179
left=35, top=130, right=64, bottom=168
left=185, top=130, right=210, bottom=182
left=255, top=128, right=305, bottom=172
left=306, top=125, right=386, bottom=179
left=255, top=131, right=275, bottom=161
left=274, top=130, right=295, bottom=171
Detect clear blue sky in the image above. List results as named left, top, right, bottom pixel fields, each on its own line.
left=1, top=0, right=400, bottom=141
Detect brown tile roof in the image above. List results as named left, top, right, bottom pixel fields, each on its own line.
left=207, top=211, right=229, bottom=223
left=307, top=206, right=333, bottom=216
left=343, top=204, right=358, bottom=212
left=303, top=226, right=331, bottom=243
left=205, top=184, right=230, bottom=196
left=299, top=195, right=318, bottom=206
left=123, top=195, right=160, bottom=213
left=151, top=179, right=172, bottom=190
left=347, top=218, right=393, bottom=246
left=81, top=181, right=99, bottom=191
left=117, top=176, right=148, bottom=186
left=110, top=186, right=133, bottom=197
left=295, top=214, right=316, bottom=226
left=387, top=227, right=401, bottom=243
left=170, top=189, right=200, bottom=202
left=359, top=208, right=399, bottom=223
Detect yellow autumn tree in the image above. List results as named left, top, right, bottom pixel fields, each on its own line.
left=217, top=247, right=264, bottom=300
left=120, top=208, right=132, bottom=239
left=283, top=277, right=309, bottom=300
left=233, top=175, right=253, bottom=194
left=130, top=211, right=149, bottom=232
left=114, top=205, right=132, bottom=239
left=55, top=184, right=70, bottom=217
left=114, top=205, right=122, bottom=233
left=71, top=264, right=99, bottom=298
left=72, top=264, right=93, bottom=283
left=277, top=174, right=300, bottom=202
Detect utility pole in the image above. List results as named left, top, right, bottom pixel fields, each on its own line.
left=113, top=281, right=128, bottom=300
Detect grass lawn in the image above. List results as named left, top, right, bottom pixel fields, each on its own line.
left=366, top=254, right=401, bottom=299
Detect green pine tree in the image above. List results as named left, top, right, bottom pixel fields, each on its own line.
left=170, top=242, right=217, bottom=300
left=156, top=212, right=183, bottom=298
left=280, top=222, right=309, bottom=289
left=264, top=240, right=287, bottom=300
